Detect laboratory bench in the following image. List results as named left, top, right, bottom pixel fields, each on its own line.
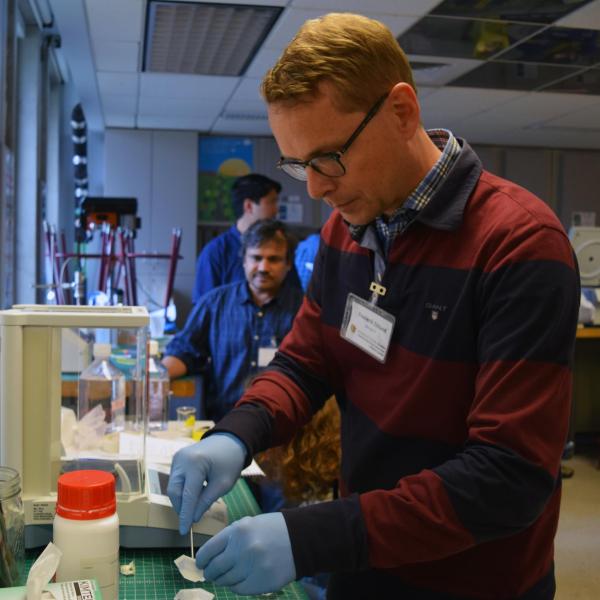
left=25, top=478, right=308, bottom=600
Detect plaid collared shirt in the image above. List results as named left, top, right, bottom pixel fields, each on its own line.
left=349, top=129, right=461, bottom=254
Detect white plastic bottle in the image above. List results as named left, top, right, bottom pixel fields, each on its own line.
left=78, top=343, right=126, bottom=432
left=148, top=339, right=170, bottom=430
left=54, top=470, right=119, bottom=600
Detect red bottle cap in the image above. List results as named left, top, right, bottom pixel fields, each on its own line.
left=56, top=470, right=116, bottom=520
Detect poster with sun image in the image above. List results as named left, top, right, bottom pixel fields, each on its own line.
left=198, top=136, right=254, bottom=222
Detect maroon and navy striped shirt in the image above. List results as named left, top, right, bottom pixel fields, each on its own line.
left=213, top=138, right=579, bottom=599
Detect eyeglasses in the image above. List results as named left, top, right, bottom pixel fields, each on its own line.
left=277, top=93, right=389, bottom=182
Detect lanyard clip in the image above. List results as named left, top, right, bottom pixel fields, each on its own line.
left=369, top=281, right=387, bottom=297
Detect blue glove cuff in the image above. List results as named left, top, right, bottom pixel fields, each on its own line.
left=210, top=432, right=248, bottom=463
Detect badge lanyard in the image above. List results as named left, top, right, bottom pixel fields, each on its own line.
left=340, top=235, right=396, bottom=363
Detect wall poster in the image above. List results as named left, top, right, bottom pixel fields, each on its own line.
left=198, top=136, right=253, bottom=223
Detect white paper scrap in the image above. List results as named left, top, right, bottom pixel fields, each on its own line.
left=120, top=561, right=136, bottom=576
left=241, top=459, right=265, bottom=477
left=174, top=555, right=206, bottom=582
left=174, top=589, right=214, bottom=600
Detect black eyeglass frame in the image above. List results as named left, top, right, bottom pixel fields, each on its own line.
left=276, top=93, right=389, bottom=181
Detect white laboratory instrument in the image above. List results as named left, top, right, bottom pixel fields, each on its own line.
left=0, top=305, right=227, bottom=549
left=569, top=226, right=600, bottom=287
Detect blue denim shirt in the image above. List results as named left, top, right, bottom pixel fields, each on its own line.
left=192, top=225, right=244, bottom=303
left=294, top=233, right=320, bottom=292
left=166, top=279, right=303, bottom=420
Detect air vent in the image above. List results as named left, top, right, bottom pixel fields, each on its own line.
left=144, top=1, right=282, bottom=76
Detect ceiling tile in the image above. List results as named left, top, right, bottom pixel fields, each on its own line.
left=290, top=0, right=441, bottom=15
left=540, top=99, right=600, bottom=128
left=136, top=115, right=215, bottom=131
left=409, top=56, right=482, bottom=86
left=211, top=116, right=273, bottom=136
left=104, top=113, right=136, bottom=128
left=229, top=77, right=263, bottom=103
left=261, top=8, right=331, bottom=49
left=399, top=16, right=542, bottom=61
left=244, top=47, right=283, bottom=78
left=449, top=60, right=584, bottom=91
left=500, top=26, right=600, bottom=66
left=556, top=0, right=600, bottom=30
left=431, top=0, right=595, bottom=25
left=543, top=66, right=600, bottom=94
left=139, top=72, right=239, bottom=99
left=419, top=86, right=523, bottom=127
left=447, top=90, right=600, bottom=140
left=102, top=93, right=137, bottom=113
left=97, top=72, right=139, bottom=96
left=85, top=0, right=144, bottom=42
left=93, top=41, right=139, bottom=72
left=138, top=95, right=224, bottom=118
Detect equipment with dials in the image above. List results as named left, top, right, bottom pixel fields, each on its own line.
left=569, top=226, right=600, bottom=287
left=0, top=305, right=226, bottom=549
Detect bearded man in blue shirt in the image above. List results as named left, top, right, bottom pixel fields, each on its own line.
left=163, top=219, right=303, bottom=421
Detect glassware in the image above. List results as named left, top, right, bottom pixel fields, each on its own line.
left=148, top=340, right=170, bottom=431
left=78, top=343, right=126, bottom=433
left=176, top=406, right=196, bottom=435
left=0, top=467, right=25, bottom=587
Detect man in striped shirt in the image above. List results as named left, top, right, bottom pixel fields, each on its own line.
left=168, top=13, right=579, bottom=600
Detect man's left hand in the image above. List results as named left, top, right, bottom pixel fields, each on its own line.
left=196, top=512, right=296, bottom=595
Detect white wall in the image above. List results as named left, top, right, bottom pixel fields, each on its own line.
left=104, top=129, right=198, bottom=321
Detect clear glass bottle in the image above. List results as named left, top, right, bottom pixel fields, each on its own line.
left=0, top=467, right=25, bottom=587
left=147, top=340, right=170, bottom=431
left=78, top=343, right=126, bottom=432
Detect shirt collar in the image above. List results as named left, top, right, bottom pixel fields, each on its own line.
left=238, top=279, right=283, bottom=308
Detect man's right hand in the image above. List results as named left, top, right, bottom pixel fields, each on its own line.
left=167, top=433, right=246, bottom=535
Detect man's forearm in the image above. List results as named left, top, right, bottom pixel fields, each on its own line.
left=162, top=355, right=187, bottom=379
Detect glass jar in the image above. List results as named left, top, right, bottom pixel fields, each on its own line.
left=0, top=467, right=25, bottom=587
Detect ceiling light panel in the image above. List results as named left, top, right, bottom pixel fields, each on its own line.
left=431, top=0, right=596, bottom=25
left=449, top=60, right=586, bottom=92
left=542, top=66, right=600, bottom=94
left=398, top=16, right=542, bottom=61
left=499, top=26, right=600, bottom=66
left=144, top=1, right=283, bottom=76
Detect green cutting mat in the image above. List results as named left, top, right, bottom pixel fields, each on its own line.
left=26, top=480, right=307, bottom=600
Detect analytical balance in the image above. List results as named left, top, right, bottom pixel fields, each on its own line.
left=0, top=305, right=227, bottom=548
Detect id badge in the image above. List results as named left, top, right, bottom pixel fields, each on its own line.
left=340, top=293, right=395, bottom=363
left=258, top=346, right=278, bottom=367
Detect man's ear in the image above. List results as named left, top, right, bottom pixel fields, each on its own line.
left=388, top=82, right=420, bottom=138
left=243, top=198, right=255, bottom=214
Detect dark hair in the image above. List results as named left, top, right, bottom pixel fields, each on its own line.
left=241, top=219, right=296, bottom=264
left=232, top=173, right=282, bottom=219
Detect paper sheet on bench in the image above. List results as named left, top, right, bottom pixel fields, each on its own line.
left=119, top=431, right=264, bottom=476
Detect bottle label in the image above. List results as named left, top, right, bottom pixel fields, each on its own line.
left=32, top=501, right=55, bottom=522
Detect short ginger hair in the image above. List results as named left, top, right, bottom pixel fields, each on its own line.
left=261, top=12, right=416, bottom=112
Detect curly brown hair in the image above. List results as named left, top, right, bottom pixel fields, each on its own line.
left=257, top=397, right=340, bottom=503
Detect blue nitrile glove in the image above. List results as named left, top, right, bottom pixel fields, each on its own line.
left=167, top=433, right=246, bottom=535
left=196, top=512, right=296, bottom=595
